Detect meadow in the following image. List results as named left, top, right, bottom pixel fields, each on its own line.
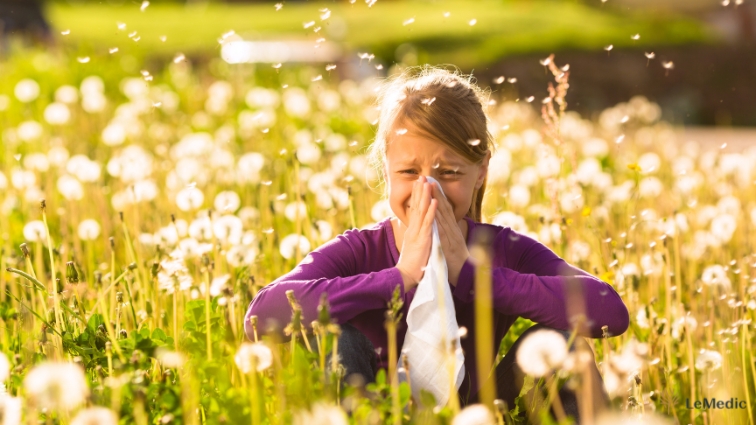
left=0, top=20, right=754, bottom=425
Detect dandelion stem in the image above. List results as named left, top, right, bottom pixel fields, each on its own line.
left=205, top=266, right=213, bottom=361
left=42, top=204, right=66, bottom=345
left=545, top=374, right=567, bottom=424
left=472, top=242, right=496, bottom=410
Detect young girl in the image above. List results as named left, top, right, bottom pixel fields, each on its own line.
left=245, top=66, right=629, bottom=417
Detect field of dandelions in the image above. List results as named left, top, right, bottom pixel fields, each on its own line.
left=0, top=48, right=754, bottom=425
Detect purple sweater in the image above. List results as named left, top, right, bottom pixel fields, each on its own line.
left=245, top=216, right=629, bottom=400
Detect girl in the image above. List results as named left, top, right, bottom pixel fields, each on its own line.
left=245, top=66, right=629, bottom=419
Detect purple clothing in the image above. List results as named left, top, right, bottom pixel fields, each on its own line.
left=245, top=216, right=629, bottom=400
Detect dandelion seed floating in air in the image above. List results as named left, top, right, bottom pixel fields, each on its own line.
left=396, top=128, right=408, bottom=135
left=421, top=97, right=436, bottom=106
left=61, top=29, right=70, bottom=35
left=312, top=75, right=323, bottom=82
left=403, top=17, right=415, bottom=26
left=77, top=57, right=90, bottom=64
left=615, top=134, right=625, bottom=144
left=109, top=47, right=119, bottom=54
left=722, top=0, right=730, bottom=5
left=525, top=96, right=535, bottom=103
left=275, top=3, right=283, bottom=11
left=469, top=19, right=477, bottom=26
left=160, top=35, right=167, bottom=42
left=272, top=63, right=282, bottom=69
left=493, top=76, right=505, bottom=84
left=366, top=0, right=377, bottom=7
left=303, top=21, right=315, bottom=29
left=507, top=77, right=517, bottom=83
left=129, top=31, right=138, bottom=38
left=375, top=64, right=383, bottom=70
left=320, top=8, right=331, bottom=20
left=604, top=44, right=614, bottom=52
left=662, top=61, right=674, bottom=76
left=117, top=22, right=126, bottom=30
left=631, top=33, right=640, bottom=40
left=468, top=139, right=481, bottom=146
left=539, top=57, right=551, bottom=66
left=325, top=64, right=337, bottom=71
left=140, top=1, right=149, bottom=12
left=173, top=53, right=185, bottom=63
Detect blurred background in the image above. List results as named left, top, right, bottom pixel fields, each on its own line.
left=1, top=0, right=754, bottom=127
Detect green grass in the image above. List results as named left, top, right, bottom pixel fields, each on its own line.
left=47, top=0, right=715, bottom=68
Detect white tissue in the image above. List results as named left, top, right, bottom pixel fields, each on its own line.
left=398, top=176, right=465, bottom=406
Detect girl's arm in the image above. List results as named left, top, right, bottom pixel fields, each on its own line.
left=451, top=228, right=629, bottom=338
left=244, top=234, right=405, bottom=341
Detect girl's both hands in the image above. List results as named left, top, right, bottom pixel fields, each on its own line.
left=395, top=176, right=471, bottom=292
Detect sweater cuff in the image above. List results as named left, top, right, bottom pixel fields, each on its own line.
left=385, top=267, right=406, bottom=301
left=452, top=258, right=476, bottom=303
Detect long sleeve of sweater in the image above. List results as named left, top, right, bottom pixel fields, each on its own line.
left=451, top=227, right=629, bottom=338
left=244, top=231, right=405, bottom=341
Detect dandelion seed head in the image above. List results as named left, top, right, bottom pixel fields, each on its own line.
left=516, top=330, right=568, bottom=377
left=71, top=407, right=118, bottom=425
left=24, top=362, right=89, bottom=412
left=695, top=349, right=722, bottom=371
left=235, top=342, right=273, bottom=373
left=452, top=404, right=495, bottom=425
left=14, top=79, right=40, bottom=103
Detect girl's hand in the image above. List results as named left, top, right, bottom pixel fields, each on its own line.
left=395, top=176, right=438, bottom=292
left=429, top=181, right=470, bottom=287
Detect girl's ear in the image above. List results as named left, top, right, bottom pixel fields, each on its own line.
left=475, top=150, right=492, bottom=189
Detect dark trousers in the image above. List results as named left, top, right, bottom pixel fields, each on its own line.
left=316, top=323, right=609, bottom=424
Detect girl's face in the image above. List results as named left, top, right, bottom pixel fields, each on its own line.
left=384, top=120, right=490, bottom=227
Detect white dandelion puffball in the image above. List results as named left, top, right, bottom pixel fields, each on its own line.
left=44, top=102, right=71, bottom=125
left=279, top=234, right=311, bottom=260
left=235, top=342, right=273, bottom=373
left=78, top=219, right=101, bottom=241
left=175, top=187, right=204, bottom=211
left=283, top=87, right=311, bottom=118
left=214, top=190, right=241, bottom=212
left=0, top=395, right=22, bottom=425
left=24, top=361, right=90, bottom=412
left=101, top=122, right=127, bottom=146
left=80, top=76, right=104, bottom=96
left=695, top=350, right=722, bottom=371
left=293, top=402, right=349, bottom=425
left=452, top=404, right=496, bottom=425
left=284, top=201, right=308, bottom=222
left=55, top=85, right=79, bottom=104
left=17, top=120, right=43, bottom=142
left=66, top=155, right=101, bottom=182
left=156, top=348, right=185, bottom=368
left=508, top=184, right=530, bottom=209
left=226, top=245, right=258, bottom=268
left=57, top=175, right=84, bottom=201
left=15, top=79, right=40, bottom=102
left=371, top=199, right=392, bottom=222
left=516, top=329, right=568, bottom=377
left=701, top=265, right=731, bottom=291
left=23, top=220, right=47, bottom=242
left=0, top=351, right=10, bottom=381
left=71, top=407, right=118, bottom=425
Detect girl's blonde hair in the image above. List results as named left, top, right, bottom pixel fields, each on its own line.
left=367, top=65, right=494, bottom=222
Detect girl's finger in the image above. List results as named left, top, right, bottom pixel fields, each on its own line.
left=423, top=198, right=438, bottom=229
left=418, top=182, right=432, bottom=218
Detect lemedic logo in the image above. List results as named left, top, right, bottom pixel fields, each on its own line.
left=685, top=398, right=747, bottom=410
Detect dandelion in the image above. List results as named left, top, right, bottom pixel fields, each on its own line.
left=157, top=255, right=193, bottom=293
left=213, top=190, right=241, bottom=212
left=71, top=407, right=118, bottom=425
left=24, top=362, right=89, bottom=412
left=77, top=219, right=101, bottom=241
left=17, top=120, right=43, bottom=142
left=226, top=245, right=258, bottom=268
left=516, top=329, right=568, bottom=377
left=452, top=404, right=495, bottom=425
left=280, top=234, right=311, bottom=260
left=175, top=187, right=204, bottom=211
left=213, top=215, right=243, bottom=244
left=0, top=352, right=9, bottom=382
left=235, top=342, right=273, bottom=373
left=0, top=395, right=22, bottom=425
left=695, top=350, right=722, bottom=371
left=155, top=348, right=185, bottom=368
left=701, top=265, right=732, bottom=290
left=57, top=175, right=84, bottom=201
left=23, top=220, right=46, bottom=243
left=284, top=201, right=308, bottom=222
left=57, top=84, right=80, bottom=106
left=293, top=402, right=349, bottom=425
left=42, top=101, right=69, bottom=124
left=14, top=79, right=40, bottom=102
